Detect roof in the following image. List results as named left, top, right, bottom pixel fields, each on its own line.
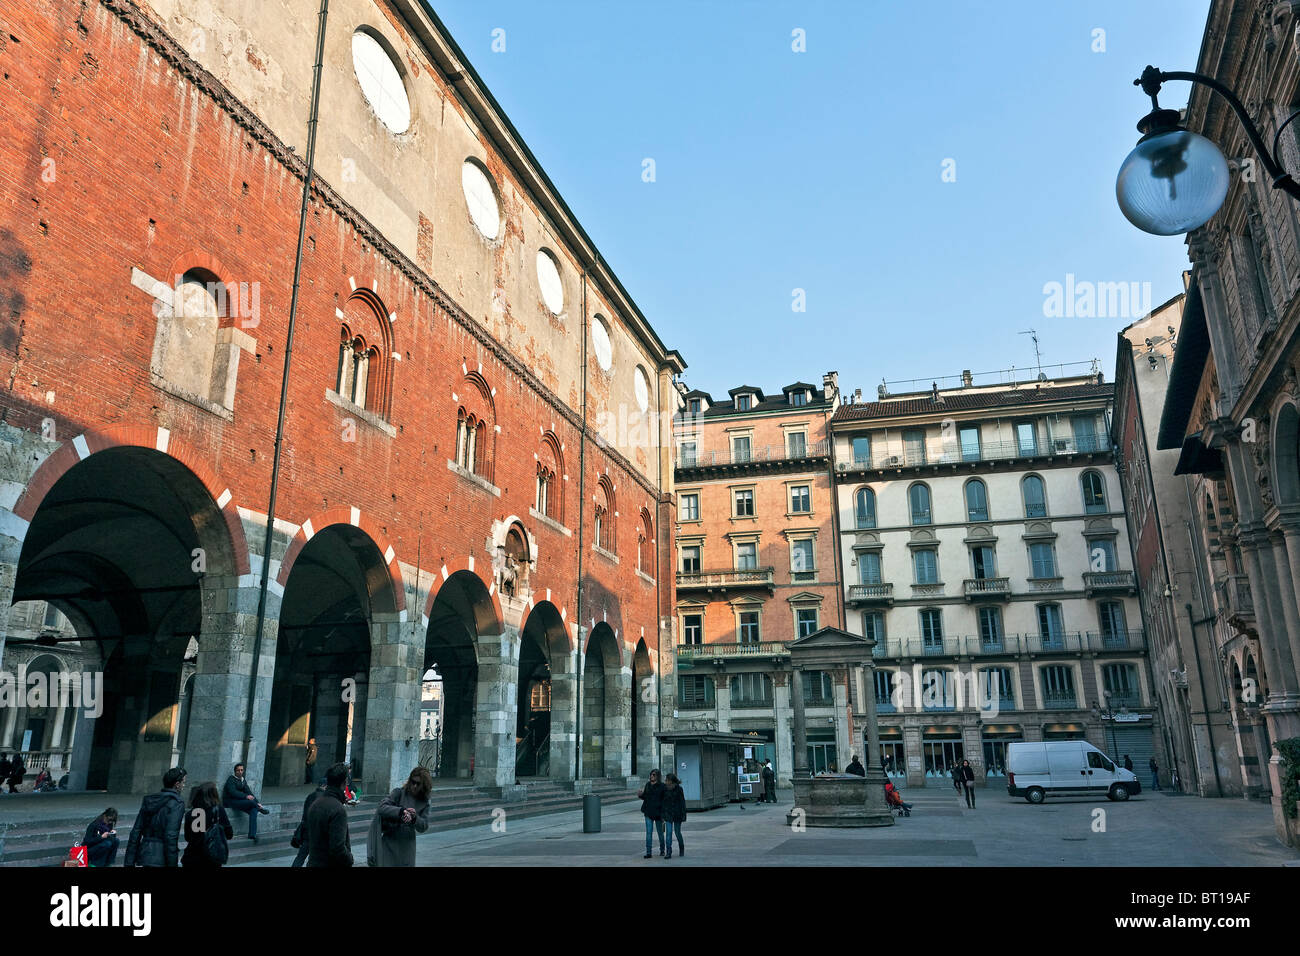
left=1156, top=280, right=1209, bottom=450
left=727, top=385, right=766, bottom=400
left=682, top=389, right=714, bottom=403
left=831, top=382, right=1113, bottom=424
left=694, top=387, right=829, bottom=418
left=782, top=382, right=816, bottom=393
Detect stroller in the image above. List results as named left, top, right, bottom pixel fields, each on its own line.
left=884, top=782, right=912, bottom=817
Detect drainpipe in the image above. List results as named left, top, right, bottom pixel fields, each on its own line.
left=243, top=0, right=330, bottom=767
left=653, top=370, right=665, bottom=775
left=1185, top=603, right=1225, bottom=797
left=574, top=259, right=594, bottom=781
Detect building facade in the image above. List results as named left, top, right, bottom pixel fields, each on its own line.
left=1153, top=0, right=1300, bottom=843
left=1113, top=292, right=1244, bottom=797
left=668, top=375, right=849, bottom=778
left=830, top=373, right=1157, bottom=788
left=0, top=0, right=682, bottom=795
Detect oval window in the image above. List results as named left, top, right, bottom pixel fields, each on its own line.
left=591, top=317, right=612, bottom=371
left=634, top=366, right=650, bottom=412
left=461, top=160, right=500, bottom=240
left=351, top=31, right=410, bottom=134
left=537, top=250, right=564, bottom=314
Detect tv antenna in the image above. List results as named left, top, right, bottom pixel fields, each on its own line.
left=1020, top=329, right=1045, bottom=380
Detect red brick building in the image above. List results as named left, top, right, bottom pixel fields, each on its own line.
left=0, top=0, right=683, bottom=796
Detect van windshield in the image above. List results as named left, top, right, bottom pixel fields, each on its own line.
left=1087, top=752, right=1114, bottom=772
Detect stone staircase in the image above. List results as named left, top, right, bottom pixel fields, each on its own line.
left=0, top=777, right=639, bottom=867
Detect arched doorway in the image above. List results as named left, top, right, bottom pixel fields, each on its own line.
left=631, top=639, right=654, bottom=776
left=265, top=523, right=394, bottom=788
left=7, top=446, right=238, bottom=793
left=582, top=622, right=628, bottom=779
left=425, top=571, right=500, bottom=783
left=518, top=601, right=572, bottom=778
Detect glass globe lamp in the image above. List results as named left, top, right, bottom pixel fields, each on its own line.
left=1116, top=109, right=1230, bottom=236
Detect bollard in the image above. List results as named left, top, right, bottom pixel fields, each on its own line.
left=582, top=793, right=601, bottom=833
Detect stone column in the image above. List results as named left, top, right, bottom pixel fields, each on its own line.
left=186, top=575, right=277, bottom=792
left=773, top=672, right=792, bottom=786
left=791, top=664, right=808, bottom=777
left=860, top=663, right=882, bottom=773
left=548, top=624, right=578, bottom=781
left=362, top=611, right=421, bottom=794
left=474, top=623, right=519, bottom=789
left=714, top=663, right=731, bottom=732
left=607, top=661, right=632, bottom=779
left=832, top=667, right=851, bottom=765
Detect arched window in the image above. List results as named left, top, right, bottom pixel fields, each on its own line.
left=1022, top=474, right=1047, bottom=518
left=595, top=476, right=616, bottom=552
left=536, top=432, right=564, bottom=522
left=1081, top=471, right=1107, bottom=513
left=455, top=408, right=477, bottom=472
left=637, top=508, right=654, bottom=573
left=964, top=478, right=989, bottom=522
left=854, top=487, right=876, bottom=529
left=336, top=290, right=395, bottom=419
left=454, top=371, right=496, bottom=481
left=535, top=462, right=554, bottom=517
left=909, top=483, right=932, bottom=525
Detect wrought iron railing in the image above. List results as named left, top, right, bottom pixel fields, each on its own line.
left=676, top=641, right=788, bottom=660
left=676, top=567, right=775, bottom=589
left=680, top=439, right=830, bottom=468
left=845, top=434, right=1110, bottom=471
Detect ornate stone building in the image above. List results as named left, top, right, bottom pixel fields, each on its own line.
left=0, top=0, right=682, bottom=796
left=1155, top=0, right=1300, bottom=844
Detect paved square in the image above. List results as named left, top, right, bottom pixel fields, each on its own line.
left=236, top=787, right=1300, bottom=867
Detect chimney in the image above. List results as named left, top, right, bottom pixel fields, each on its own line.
left=961, top=369, right=973, bottom=387
left=822, top=370, right=839, bottom=403
left=854, top=388, right=862, bottom=404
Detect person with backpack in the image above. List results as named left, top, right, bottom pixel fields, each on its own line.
left=661, top=773, right=687, bottom=859
left=305, top=762, right=353, bottom=867
left=637, top=768, right=666, bottom=859
left=367, top=766, right=432, bottom=867
left=124, top=767, right=187, bottom=867
left=182, top=781, right=234, bottom=868
left=82, top=808, right=120, bottom=867
left=290, top=781, right=326, bottom=867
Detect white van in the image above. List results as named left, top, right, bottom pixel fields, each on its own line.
left=1005, top=740, right=1141, bottom=803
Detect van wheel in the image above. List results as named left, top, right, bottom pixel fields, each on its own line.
left=1025, top=787, right=1045, bottom=804
left=1109, top=784, right=1130, bottom=802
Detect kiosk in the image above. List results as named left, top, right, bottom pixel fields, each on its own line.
left=656, top=730, right=754, bottom=810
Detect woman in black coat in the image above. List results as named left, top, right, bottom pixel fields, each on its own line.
left=662, top=773, right=687, bottom=859
left=637, top=769, right=666, bottom=859
left=959, top=759, right=977, bottom=808
left=183, top=781, right=235, bottom=868
left=83, top=808, right=120, bottom=867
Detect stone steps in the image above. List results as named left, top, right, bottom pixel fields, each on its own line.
left=0, top=779, right=638, bottom=866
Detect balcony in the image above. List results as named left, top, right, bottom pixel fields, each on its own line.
left=963, top=577, right=1010, bottom=601
left=842, top=434, right=1111, bottom=473
left=1042, top=691, right=1080, bottom=710
left=1103, top=693, right=1142, bottom=710
left=1024, top=631, right=1087, bottom=654
left=676, top=641, right=788, bottom=662
left=847, top=583, right=894, bottom=606
left=1217, top=573, right=1254, bottom=630
left=676, top=566, right=775, bottom=594
left=1083, top=570, right=1137, bottom=597
left=678, top=439, right=830, bottom=472
left=1085, top=629, right=1146, bottom=651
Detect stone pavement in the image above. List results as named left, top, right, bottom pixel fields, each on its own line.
left=234, top=785, right=1300, bottom=867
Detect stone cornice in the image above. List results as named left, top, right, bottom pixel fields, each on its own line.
left=98, top=0, right=666, bottom=503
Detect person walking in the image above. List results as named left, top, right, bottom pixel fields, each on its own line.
left=1149, top=757, right=1161, bottom=791
left=6, top=753, right=25, bottom=793
left=304, top=738, right=318, bottom=785
left=367, top=767, right=432, bottom=867
left=223, top=762, right=271, bottom=843
left=662, top=772, right=687, bottom=859
left=959, top=759, right=977, bottom=808
left=1123, top=754, right=1134, bottom=772
left=182, top=782, right=234, bottom=868
left=305, top=762, right=353, bottom=867
left=290, top=781, right=326, bottom=867
left=82, top=808, right=120, bottom=867
left=124, top=767, right=187, bottom=867
left=637, top=768, right=666, bottom=859
left=762, top=760, right=776, bottom=803
left=951, top=762, right=962, bottom=794
left=845, top=754, right=866, bottom=776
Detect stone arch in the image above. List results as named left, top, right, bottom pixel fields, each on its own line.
left=582, top=621, right=630, bottom=779
left=275, top=507, right=405, bottom=614
left=631, top=639, right=655, bottom=777
left=6, top=437, right=248, bottom=793
left=1270, top=399, right=1300, bottom=505
left=517, top=600, right=576, bottom=778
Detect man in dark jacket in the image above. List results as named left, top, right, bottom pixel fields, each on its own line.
left=637, top=768, right=666, bottom=859
left=846, top=755, right=866, bottom=776
left=291, top=781, right=326, bottom=867
left=124, top=767, right=187, bottom=867
left=223, top=762, right=270, bottom=843
left=305, top=762, right=353, bottom=867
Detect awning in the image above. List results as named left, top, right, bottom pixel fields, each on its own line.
left=922, top=725, right=962, bottom=737
left=981, top=725, right=1023, bottom=737
left=1173, top=434, right=1224, bottom=476
left=1157, top=279, right=1209, bottom=450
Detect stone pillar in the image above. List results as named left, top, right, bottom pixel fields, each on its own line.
left=607, top=661, right=632, bottom=779
left=791, top=664, right=808, bottom=777
left=714, top=664, right=731, bottom=732
left=362, top=612, right=421, bottom=794
left=474, top=623, right=519, bottom=789
left=860, top=664, right=882, bottom=773
left=186, top=575, right=277, bottom=793
left=832, top=668, right=851, bottom=766
left=773, top=672, right=792, bottom=787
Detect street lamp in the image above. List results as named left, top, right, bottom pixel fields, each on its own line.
left=1116, top=65, right=1300, bottom=235
left=1091, top=692, right=1121, bottom=758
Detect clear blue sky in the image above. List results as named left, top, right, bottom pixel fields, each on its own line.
left=432, top=0, right=1211, bottom=397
